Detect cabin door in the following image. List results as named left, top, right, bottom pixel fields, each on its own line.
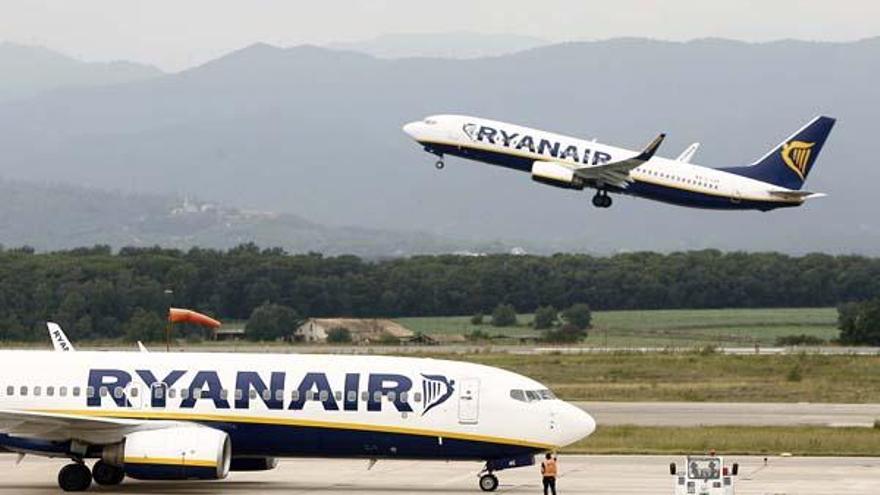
left=458, top=378, right=480, bottom=425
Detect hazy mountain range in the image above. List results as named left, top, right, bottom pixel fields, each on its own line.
left=0, top=180, right=514, bottom=256
left=0, top=42, right=162, bottom=102
left=0, top=36, right=878, bottom=254
left=326, top=32, right=548, bottom=59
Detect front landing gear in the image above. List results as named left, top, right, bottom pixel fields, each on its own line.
left=592, top=190, right=612, bottom=208
left=479, top=473, right=499, bottom=492
left=435, top=159, right=445, bottom=170
left=58, top=463, right=92, bottom=492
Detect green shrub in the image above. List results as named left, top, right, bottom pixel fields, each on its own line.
left=544, top=323, right=588, bottom=343
left=470, top=312, right=484, bottom=325
left=776, top=334, right=826, bottom=346
left=533, top=306, right=558, bottom=329
left=491, top=304, right=517, bottom=327
left=562, top=303, right=592, bottom=330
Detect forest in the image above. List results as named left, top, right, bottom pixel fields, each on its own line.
left=1, top=244, right=879, bottom=341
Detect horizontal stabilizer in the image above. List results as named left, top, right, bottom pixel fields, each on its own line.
left=767, top=190, right=826, bottom=200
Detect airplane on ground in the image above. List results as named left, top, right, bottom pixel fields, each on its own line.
left=403, top=114, right=835, bottom=210
left=0, top=323, right=595, bottom=492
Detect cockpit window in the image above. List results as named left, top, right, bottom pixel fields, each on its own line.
left=424, top=119, right=437, bottom=125
left=510, top=389, right=557, bottom=403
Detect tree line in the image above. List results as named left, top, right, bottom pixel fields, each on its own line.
left=1, top=244, right=880, bottom=341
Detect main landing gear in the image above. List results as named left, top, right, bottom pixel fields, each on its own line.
left=592, top=190, right=612, bottom=208
left=92, top=460, right=125, bottom=486
left=435, top=159, right=445, bottom=170
left=58, top=460, right=125, bottom=492
left=58, top=462, right=92, bottom=492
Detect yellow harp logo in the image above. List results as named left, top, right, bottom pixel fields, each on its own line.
left=781, top=141, right=815, bottom=180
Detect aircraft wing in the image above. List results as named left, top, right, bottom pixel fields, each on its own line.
left=0, top=409, right=177, bottom=444
left=574, top=133, right=665, bottom=188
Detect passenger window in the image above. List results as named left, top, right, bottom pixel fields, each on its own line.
left=60, top=386, right=68, bottom=397
left=221, top=389, right=229, bottom=400
left=387, top=391, right=397, bottom=402
left=334, top=391, right=342, bottom=401
left=130, top=387, right=139, bottom=398
left=347, top=391, right=357, bottom=402
left=20, top=386, right=28, bottom=396
left=6, top=386, right=13, bottom=396
left=235, top=389, right=243, bottom=400
left=275, top=389, right=284, bottom=402
left=168, top=388, right=177, bottom=399
left=400, top=391, right=409, bottom=403
left=99, top=387, right=109, bottom=397
left=413, top=392, right=422, bottom=403
left=291, top=390, right=300, bottom=401
left=180, top=388, right=190, bottom=400
left=373, top=391, right=382, bottom=402
left=306, top=390, right=316, bottom=401
left=154, top=387, right=164, bottom=399
left=261, top=389, right=271, bottom=401
left=361, top=391, right=368, bottom=402
left=249, top=389, right=257, bottom=400
left=34, top=386, right=42, bottom=396
left=113, top=387, right=123, bottom=399
left=319, top=390, right=329, bottom=401
left=47, top=386, right=55, bottom=397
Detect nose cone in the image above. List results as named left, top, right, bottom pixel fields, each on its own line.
left=402, top=121, right=422, bottom=140
left=557, top=403, right=597, bottom=447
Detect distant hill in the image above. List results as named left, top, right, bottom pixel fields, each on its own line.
left=0, top=42, right=162, bottom=102
left=0, top=38, right=878, bottom=254
left=0, top=180, right=508, bottom=256
left=326, top=32, right=548, bottom=59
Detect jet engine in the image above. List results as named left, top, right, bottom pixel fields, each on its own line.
left=530, top=161, right=584, bottom=190
left=102, top=426, right=231, bottom=480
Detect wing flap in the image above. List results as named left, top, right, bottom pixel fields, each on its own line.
left=0, top=410, right=149, bottom=444
left=574, top=133, right=665, bottom=188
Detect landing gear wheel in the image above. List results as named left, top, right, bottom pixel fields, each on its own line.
left=92, top=460, right=125, bottom=486
left=592, top=191, right=612, bottom=208
left=435, top=160, right=445, bottom=170
left=479, top=473, right=499, bottom=492
left=58, top=463, right=92, bottom=492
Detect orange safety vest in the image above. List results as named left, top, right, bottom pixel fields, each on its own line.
left=542, top=459, right=558, bottom=477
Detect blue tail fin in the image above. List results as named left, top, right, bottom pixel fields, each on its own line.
left=720, top=116, right=835, bottom=190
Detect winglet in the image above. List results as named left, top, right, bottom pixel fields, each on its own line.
left=47, top=322, right=75, bottom=352
left=676, top=142, right=700, bottom=163
left=636, top=133, right=665, bottom=162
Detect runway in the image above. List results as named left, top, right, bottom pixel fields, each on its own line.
left=577, top=401, right=880, bottom=427
left=1, top=455, right=878, bottom=494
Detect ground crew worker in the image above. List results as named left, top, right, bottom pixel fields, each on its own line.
left=540, top=452, right=558, bottom=495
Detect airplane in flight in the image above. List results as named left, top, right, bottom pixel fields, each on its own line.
left=0, top=325, right=595, bottom=492
left=403, top=114, right=835, bottom=210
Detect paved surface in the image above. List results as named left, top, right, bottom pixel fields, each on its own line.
left=1, top=455, right=878, bottom=494
left=577, top=401, right=880, bottom=427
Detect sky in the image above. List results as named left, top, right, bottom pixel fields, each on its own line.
left=2, top=0, right=879, bottom=71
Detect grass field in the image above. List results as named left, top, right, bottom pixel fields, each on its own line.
left=440, top=352, right=880, bottom=403
left=396, top=307, right=839, bottom=347
left=564, top=425, right=880, bottom=456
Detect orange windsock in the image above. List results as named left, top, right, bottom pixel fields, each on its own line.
left=168, top=308, right=221, bottom=329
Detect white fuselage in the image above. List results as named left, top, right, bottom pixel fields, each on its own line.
left=0, top=351, right=594, bottom=461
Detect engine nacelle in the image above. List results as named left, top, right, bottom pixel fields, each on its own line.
left=103, top=426, right=231, bottom=480
left=230, top=457, right=279, bottom=471
left=531, top=161, right=584, bottom=190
